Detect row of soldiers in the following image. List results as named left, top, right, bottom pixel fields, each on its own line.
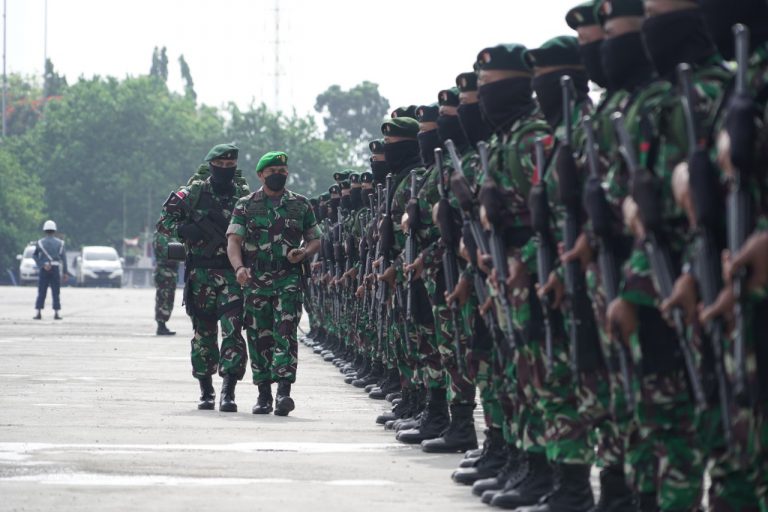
left=300, top=0, right=768, bottom=510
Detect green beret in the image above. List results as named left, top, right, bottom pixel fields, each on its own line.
left=456, top=72, right=478, bottom=92
left=369, top=139, right=385, bottom=154
left=309, top=197, right=319, bottom=206
left=333, top=170, right=352, bottom=182
left=416, top=104, right=440, bottom=123
left=339, top=180, right=350, bottom=190
left=329, top=184, right=341, bottom=195
left=438, top=87, right=460, bottom=107
left=566, top=1, right=598, bottom=29
left=204, top=143, right=239, bottom=162
left=525, top=36, right=583, bottom=68
left=350, top=172, right=361, bottom=184
left=381, top=117, right=419, bottom=138
left=255, top=151, right=288, bottom=173
left=361, top=172, right=373, bottom=184
left=595, top=0, right=645, bottom=26
left=476, top=43, right=531, bottom=72
left=391, top=105, right=418, bottom=119
left=319, top=192, right=331, bottom=202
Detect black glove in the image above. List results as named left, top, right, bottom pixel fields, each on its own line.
left=178, top=223, right=206, bottom=242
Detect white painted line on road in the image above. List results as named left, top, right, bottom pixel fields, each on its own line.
left=31, top=404, right=89, bottom=408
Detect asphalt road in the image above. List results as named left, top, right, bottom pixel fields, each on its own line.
left=0, top=286, right=491, bottom=512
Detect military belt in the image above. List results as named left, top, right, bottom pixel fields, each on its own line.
left=188, top=254, right=232, bottom=270
left=251, top=259, right=297, bottom=272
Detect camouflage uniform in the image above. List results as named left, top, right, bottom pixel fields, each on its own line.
left=153, top=230, right=178, bottom=323
left=228, top=188, right=321, bottom=384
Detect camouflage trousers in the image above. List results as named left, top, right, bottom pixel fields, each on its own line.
left=154, top=263, right=178, bottom=322
left=243, top=284, right=302, bottom=384
left=434, top=303, right=474, bottom=404
left=187, top=268, right=246, bottom=380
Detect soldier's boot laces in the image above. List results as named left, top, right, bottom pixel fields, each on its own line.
left=252, top=382, right=273, bottom=415
left=451, top=427, right=506, bottom=485
left=156, top=321, right=175, bottom=335
left=489, top=451, right=553, bottom=509
left=512, top=463, right=594, bottom=512
left=219, top=374, right=238, bottom=413
left=274, top=380, right=295, bottom=416
left=197, top=375, right=215, bottom=410
left=33, top=310, right=42, bottom=320
left=396, top=387, right=450, bottom=444
left=588, top=466, right=634, bottom=512
left=421, top=402, right=478, bottom=453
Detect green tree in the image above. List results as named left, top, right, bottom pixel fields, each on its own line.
left=3, top=73, right=44, bottom=137
left=178, top=54, right=196, bottom=102
left=149, top=46, right=169, bottom=83
left=43, top=58, right=68, bottom=98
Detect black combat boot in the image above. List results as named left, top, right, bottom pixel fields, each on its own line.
left=369, top=369, right=401, bottom=399
left=421, top=402, right=478, bottom=453
left=589, top=466, right=634, bottom=512
left=451, top=427, right=506, bottom=485
left=513, top=463, right=594, bottom=512
left=636, top=492, right=657, bottom=512
left=219, top=374, right=238, bottom=413
left=252, top=381, right=273, bottom=414
left=156, top=321, right=175, bottom=335
left=396, top=387, right=450, bottom=444
left=54, top=311, right=62, bottom=320
left=274, top=380, right=295, bottom=416
left=197, top=375, right=215, bottom=410
left=489, top=451, right=553, bottom=509
left=376, top=388, right=410, bottom=424
left=472, top=445, right=525, bottom=497
left=33, top=310, right=42, bottom=320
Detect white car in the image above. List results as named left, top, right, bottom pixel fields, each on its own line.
left=16, top=244, right=39, bottom=285
left=75, top=246, right=124, bottom=288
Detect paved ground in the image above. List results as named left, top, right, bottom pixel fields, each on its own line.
left=0, top=286, right=492, bottom=512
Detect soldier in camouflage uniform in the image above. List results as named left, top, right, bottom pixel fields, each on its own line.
left=153, top=229, right=178, bottom=336
left=156, top=143, right=249, bottom=412
left=227, top=151, right=322, bottom=417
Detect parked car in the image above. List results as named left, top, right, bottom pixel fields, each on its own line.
left=16, top=243, right=39, bottom=285
left=74, top=246, right=124, bottom=288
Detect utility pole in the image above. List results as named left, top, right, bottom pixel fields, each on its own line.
left=273, top=0, right=280, bottom=111
left=43, top=0, right=47, bottom=99
left=2, top=0, right=7, bottom=138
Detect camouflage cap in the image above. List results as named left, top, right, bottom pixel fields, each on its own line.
left=391, top=105, right=418, bottom=119
left=438, top=87, right=460, bottom=107
left=475, top=43, right=531, bottom=72
left=381, top=117, right=419, bottom=138
left=204, top=143, right=239, bottom=162
left=333, top=170, right=352, bottom=182
left=329, top=184, right=341, bottom=196
left=369, top=139, right=385, bottom=154
left=455, top=72, right=479, bottom=92
left=566, top=1, right=599, bottom=29
left=525, top=36, right=583, bottom=68
left=255, top=151, right=288, bottom=173
left=595, top=0, right=645, bottom=25
left=416, top=104, right=440, bottom=123
left=361, top=171, right=373, bottom=183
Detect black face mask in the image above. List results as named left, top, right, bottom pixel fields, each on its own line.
left=362, top=188, right=374, bottom=205
left=264, top=173, right=287, bottom=192
left=383, top=139, right=420, bottom=173
left=602, top=32, right=656, bottom=91
left=700, top=0, right=768, bottom=60
left=418, top=129, right=441, bottom=167
left=350, top=188, right=363, bottom=210
left=457, top=102, right=492, bottom=148
left=579, top=39, right=609, bottom=89
left=370, top=158, right=388, bottom=183
left=641, top=9, right=716, bottom=79
left=533, top=70, right=589, bottom=128
left=314, top=205, right=323, bottom=222
left=437, top=115, right=469, bottom=152
left=209, top=163, right=236, bottom=194
left=341, top=195, right=352, bottom=211
left=478, top=77, right=536, bottom=132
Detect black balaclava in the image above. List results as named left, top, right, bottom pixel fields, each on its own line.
left=457, top=102, right=493, bottom=148
left=579, top=39, right=609, bottom=89
left=641, top=7, right=717, bottom=79
left=330, top=197, right=340, bottom=221
left=532, top=69, right=589, bottom=128
left=264, top=173, right=287, bottom=192
left=700, top=0, right=768, bottom=60
left=437, top=114, right=469, bottom=152
left=370, top=158, right=389, bottom=183
left=341, top=195, right=352, bottom=211
left=602, top=32, right=656, bottom=91
left=478, top=77, right=537, bottom=132
left=418, top=129, right=441, bottom=167
left=383, top=139, right=420, bottom=173
left=350, top=188, right=363, bottom=210
left=209, top=163, right=236, bottom=194
left=362, top=187, right=374, bottom=204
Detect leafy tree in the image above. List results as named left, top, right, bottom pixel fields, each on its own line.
left=43, top=58, right=68, bottom=98
left=178, top=54, right=196, bottom=102
left=3, top=73, right=44, bottom=137
left=149, top=46, right=169, bottom=83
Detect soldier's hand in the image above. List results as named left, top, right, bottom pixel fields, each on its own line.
left=477, top=252, right=493, bottom=276
left=373, top=256, right=383, bottom=271
left=287, top=248, right=307, bottom=264
left=506, top=256, right=528, bottom=290
left=479, top=205, right=491, bottom=231
left=560, top=233, right=593, bottom=272
left=310, top=261, right=322, bottom=271
left=235, top=266, right=251, bottom=286
left=536, top=271, right=564, bottom=310
left=699, top=286, right=735, bottom=331
left=445, top=275, right=471, bottom=307
left=355, top=284, right=365, bottom=299
left=404, top=256, right=424, bottom=280
left=659, top=273, right=698, bottom=326
left=44, top=263, right=52, bottom=271
left=377, top=266, right=396, bottom=288
left=401, top=212, right=410, bottom=234
left=728, top=230, right=768, bottom=293
left=343, top=267, right=358, bottom=281
left=478, top=296, right=494, bottom=317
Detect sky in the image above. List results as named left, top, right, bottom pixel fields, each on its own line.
left=10, top=0, right=581, bottom=121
